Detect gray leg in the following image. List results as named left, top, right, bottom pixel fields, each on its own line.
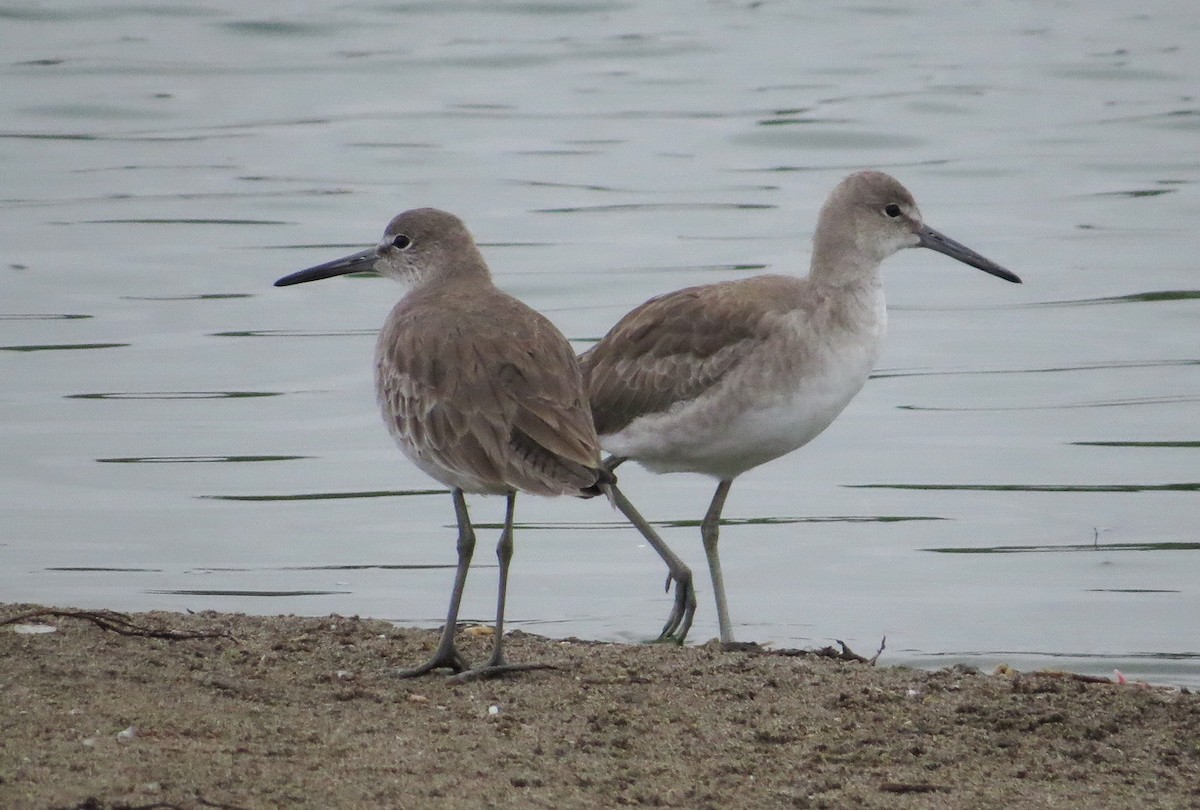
left=392, top=489, right=474, bottom=677
left=701, top=479, right=734, bottom=646
left=452, top=492, right=556, bottom=682
left=608, top=481, right=696, bottom=644
left=486, top=491, right=517, bottom=667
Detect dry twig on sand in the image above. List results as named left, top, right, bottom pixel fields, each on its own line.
left=1, top=608, right=234, bottom=642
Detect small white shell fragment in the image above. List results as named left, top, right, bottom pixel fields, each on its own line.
left=10, top=624, right=56, bottom=635
left=487, top=705, right=500, bottom=716
left=117, top=726, right=137, bottom=742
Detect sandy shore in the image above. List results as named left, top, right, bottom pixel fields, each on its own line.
left=2, top=604, right=1197, bottom=809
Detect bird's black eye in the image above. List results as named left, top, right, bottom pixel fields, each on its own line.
left=884, top=203, right=902, bottom=218
left=391, top=234, right=412, bottom=250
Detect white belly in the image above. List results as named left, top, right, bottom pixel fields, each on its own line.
left=602, top=295, right=886, bottom=480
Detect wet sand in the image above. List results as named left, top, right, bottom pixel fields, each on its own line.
left=2, top=604, right=1197, bottom=809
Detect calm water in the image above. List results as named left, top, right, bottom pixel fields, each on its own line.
left=3, top=1, right=1197, bottom=687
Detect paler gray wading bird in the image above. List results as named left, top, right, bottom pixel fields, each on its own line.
left=274, top=208, right=694, bottom=679
left=579, top=170, right=1022, bottom=647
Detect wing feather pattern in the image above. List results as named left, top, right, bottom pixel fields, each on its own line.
left=376, top=285, right=604, bottom=497
left=580, top=276, right=806, bottom=437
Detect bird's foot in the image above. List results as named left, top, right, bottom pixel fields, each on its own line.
left=390, top=645, right=471, bottom=678
left=448, top=661, right=558, bottom=683
left=653, top=570, right=697, bottom=645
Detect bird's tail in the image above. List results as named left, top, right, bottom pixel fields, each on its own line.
left=580, top=463, right=617, bottom=505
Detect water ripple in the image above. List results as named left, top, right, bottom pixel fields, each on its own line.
left=924, top=541, right=1200, bottom=554
left=1092, top=188, right=1177, bottom=198
left=178, top=564, right=467, bottom=573
left=922, top=649, right=1199, bottom=662
left=2, top=342, right=128, bottom=352
left=895, top=290, right=1200, bottom=312
left=536, top=202, right=775, bottom=214
left=211, top=328, right=376, bottom=338
left=872, top=358, right=1199, bottom=380
left=0, top=132, right=238, bottom=144
left=202, top=490, right=445, bottom=502
left=857, top=483, right=1200, bottom=493
left=124, top=294, right=252, bottom=301
left=1032, top=290, right=1200, bottom=307
left=1, top=187, right=348, bottom=208
left=45, top=566, right=163, bottom=573
left=98, top=455, right=309, bottom=464
left=732, top=129, right=925, bottom=150
left=76, top=218, right=286, bottom=226
left=1071, top=440, right=1200, bottom=448
left=278, top=564, right=459, bottom=572
left=470, top=515, right=944, bottom=531
left=146, top=589, right=351, bottom=597
left=219, top=21, right=331, bottom=37
left=898, top=394, right=1200, bottom=411
left=598, top=263, right=769, bottom=277
left=66, top=391, right=281, bottom=400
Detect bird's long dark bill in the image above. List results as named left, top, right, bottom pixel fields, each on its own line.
left=274, top=248, right=379, bottom=287
left=917, top=225, right=1021, bottom=284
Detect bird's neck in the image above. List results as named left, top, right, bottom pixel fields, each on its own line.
left=807, top=206, right=888, bottom=288
left=411, top=249, right=493, bottom=292
left=806, top=246, right=884, bottom=291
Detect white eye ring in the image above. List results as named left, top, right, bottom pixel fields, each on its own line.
left=391, top=234, right=412, bottom=249
left=884, top=203, right=902, bottom=218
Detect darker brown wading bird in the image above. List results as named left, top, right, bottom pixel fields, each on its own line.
left=275, top=208, right=694, bottom=680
